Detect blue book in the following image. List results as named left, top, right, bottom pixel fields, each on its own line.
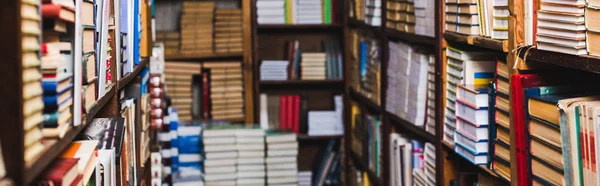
left=42, top=80, right=73, bottom=95
left=455, top=130, right=488, bottom=153
left=140, top=67, right=149, bottom=93
left=120, top=0, right=127, bottom=33
left=43, top=88, right=73, bottom=109
left=359, top=42, right=367, bottom=78
left=411, top=140, right=423, bottom=170
left=133, top=0, right=140, bottom=65
left=455, top=142, right=488, bottom=165
left=336, top=52, right=343, bottom=79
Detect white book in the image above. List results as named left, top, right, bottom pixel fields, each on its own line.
left=236, top=137, right=265, bottom=144
left=266, top=162, right=297, bottom=170
left=267, top=176, right=298, bottom=184
left=204, top=180, right=236, bottom=186
left=455, top=143, right=488, bottom=165
left=237, top=178, right=266, bottom=185
left=266, top=156, right=297, bottom=164
left=268, top=170, right=298, bottom=177
left=260, top=93, right=269, bottom=129
left=179, top=154, right=202, bottom=162
left=256, top=1, right=285, bottom=8
left=205, top=158, right=237, bottom=167
left=454, top=131, right=488, bottom=153
left=205, top=144, right=238, bottom=152
left=456, top=85, right=488, bottom=108
left=266, top=133, right=297, bottom=143
left=206, top=151, right=238, bottom=160
left=238, top=150, right=265, bottom=158
left=237, top=164, right=266, bottom=171
left=204, top=129, right=238, bottom=138
left=204, top=137, right=236, bottom=145
left=258, top=18, right=286, bottom=24
left=268, top=149, right=299, bottom=156
left=267, top=142, right=298, bottom=150
left=456, top=117, right=488, bottom=141
left=235, top=129, right=266, bottom=137
left=205, top=166, right=237, bottom=174
left=204, top=173, right=237, bottom=182
left=455, top=101, right=488, bottom=125
left=237, top=157, right=265, bottom=165
left=237, top=171, right=265, bottom=178
left=237, top=143, right=265, bottom=151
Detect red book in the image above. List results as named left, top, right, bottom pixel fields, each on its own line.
left=202, top=71, right=210, bottom=119
left=41, top=158, right=80, bottom=186
left=293, top=96, right=300, bottom=133
left=280, top=96, right=287, bottom=130
left=287, top=96, right=294, bottom=131
left=42, top=4, right=75, bottom=23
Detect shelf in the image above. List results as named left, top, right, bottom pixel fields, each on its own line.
left=164, top=52, right=243, bottom=61
left=348, top=18, right=382, bottom=36
left=442, top=143, right=506, bottom=182
left=443, top=32, right=508, bottom=52
left=349, top=152, right=383, bottom=186
left=257, top=24, right=343, bottom=31
left=297, top=134, right=343, bottom=140
left=24, top=85, right=116, bottom=185
left=387, top=113, right=436, bottom=142
left=385, top=29, right=437, bottom=46
left=260, top=80, right=344, bottom=90
left=519, top=47, right=600, bottom=73
left=118, top=58, right=149, bottom=90
left=348, top=88, right=381, bottom=114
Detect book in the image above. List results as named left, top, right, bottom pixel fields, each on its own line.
left=41, top=4, right=75, bottom=23
left=40, top=158, right=80, bottom=186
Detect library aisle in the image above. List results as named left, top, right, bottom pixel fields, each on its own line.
left=2, top=0, right=599, bottom=185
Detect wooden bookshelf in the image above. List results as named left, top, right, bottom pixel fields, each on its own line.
left=443, top=32, right=509, bottom=52
left=24, top=85, right=116, bottom=184
left=348, top=88, right=381, bottom=114
left=164, top=52, right=244, bottom=61
left=349, top=152, right=383, bottom=186
left=118, top=58, right=150, bottom=90
left=388, top=113, right=436, bottom=142
left=519, top=47, right=600, bottom=73
left=297, top=134, right=343, bottom=140
left=385, top=29, right=437, bottom=46
left=257, top=24, right=343, bottom=31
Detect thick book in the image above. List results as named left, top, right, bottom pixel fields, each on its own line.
left=40, top=158, right=80, bottom=186
left=42, top=4, right=75, bottom=23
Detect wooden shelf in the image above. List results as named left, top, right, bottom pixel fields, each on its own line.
left=260, top=79, right=344, bottom=89
left=348, top=18, right=382, bottom=36
left=24, top=85, right=116, bottom=185
left=387, top=113, right=436, bottom=142
left=257, top=24, right=343, bottom=31
left=443, top=32, right=508, bottom=52
left=385, top=29, right=437, bottom=46
left=348, top=88, right=381, bottom=114
left=164, top=52, right=243, bottom=61
left=297, top=134, right=343, bottom=140
left=519, top=47, right=600, bottom=73
left=118, top=58, right=149, bottom=90
left=349, top=152, right=383, bottom=186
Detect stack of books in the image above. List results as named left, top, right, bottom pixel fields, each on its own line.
left=358, top=39, right=381, bottom=105
left=179, top=1, right=214, bottom=56
left=259, top=94, right=304, bottom=132
left=414, top=0, right=435, bottom=37
left=176, top=123, right=203, bottom=177
left=535, top=0, right=586, bottom=55
left=443, top=46, right=498, bottom=146
left=203, top=126, right=239, bottom=185
left=426, top=54, right=436, bottom=135
left=301, top=53, right=327, bottom=80
left=386, top=41, right=430, bottom=127
left=81, top=0, right=97, bottom=113
left=454, top=84, right=490, bottom=165
left=22, top=0, right=45, bottom=165
left=39, top=158, right=82, bottom=185
left=323, top=40, right=344, bottom=79
left=490, top=59, right=511, bottom=181
left=260, top=60, right=289, bottom=81
left=164, top=62, right=202, bottom=121
left=214, top=9, right=243, bottom=54
left=364, top=0, right=382, bottom=26
left=266, top=132, right=299, bottom=185
left=296, top=0, right=324, bottom=24
left=256, top=0, right=285, bottom=24
left=202, top=62, right=245, bottom=121
left=390, top=133, right=428, bottom=186
left=312, top=140, right=341, bottom=185
left=41, top=46, right=73, bottom=139
left=156, top=32, right=180, bottom=56
left=58, top=140, right=99, bottom=185
left=445, top=0, right=480, bottom=35
left=587, top=1, right=600, bottom=55
left=235, top=128, right=266, bottom=185
left=424, top=143, right=436, bottom=185
left=350, top=104, right=382, bottom=176
left=307, top=95, right=344, bottom=136
left=491, top=0, right=509, bottom=39
left=298, top=171, right=312, bottom=186
left=388, top=0, right=414, bottom=32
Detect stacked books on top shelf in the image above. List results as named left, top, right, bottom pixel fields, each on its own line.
left=354, top=36, right=381, bottom=105
left=202, top=62, right=245, bottom=121
left=390, top=133, right=436, bottom=186
left=164, top=62, right=202, bottom=121
left=489, top=59, right=511, bottom=181
left=426, top=53, right=436, bottom=135
left=308, top=95, right=344, bottom=136
left=179, top=1, right=215, bottom=56
left=256, top=0, right=336, bottom=24
left=385, top=0, right=415, bottom=33
left=445, top=0, right=507, bottom=38
left=386, top=41, right=433, bottom=128
left=260, top=40, right=343, bottom=81
left=533, top=0, right=586, bottom=55
left=214, top=9, right=243, bottom=54
left=236, top=128, right=267, bottom=185
left=298, top=171, right=312, bottom=186
left=266, top=131, right=299, bottom=185
left=156, top=32, right=180, bottom=57
left=365, top=0, right=382, bottom=26
left=490, top=0, right=508, bottom=39
left=415, top=0, right=435, bottom=37
left=454, top=84, right=490, bottom=165
left=22, top=0, right=45, bottom=165
left=587, top=1, right=600, bottom=56
left=350, top=102, right=382, bottom=176
left=40, top=0, right=75, bottom=140
left=443, top=45, right=499, bottom=147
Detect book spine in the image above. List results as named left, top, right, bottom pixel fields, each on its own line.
left=293, top=95, right=300, bottom=133
left=202, top=71, right=210, bottom=119
left=280, top=95, right=287, bottom=130
left=287, top=95, right=294, bottom=131
left=41, top=4, right=61, bottom=20
left=324, top=0, right=331, bottom=24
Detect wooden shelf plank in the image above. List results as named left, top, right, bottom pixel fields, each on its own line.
left=387, top=113, right=436, bottom=142
left=257, top=24, right=343, bottom=31
left=348, top=88, right=381, bottom=114
left=24, top=85, right=116, bottom=184
left=297, top=134, right=343, bottom=140
left=259, top=80, right=344, bottom=90
left=519, top=47, right=600, bottom=73
left=118, top=58, right=150, bottom=90
left=385, top=29, right=437, bottom=46
left=349, top=151, right=383, bottom=186
left=443, top=32, right=508, bottom=52
left=348, top=18, right=382, bottom=36
left=164, top=52, right=243, bottom=61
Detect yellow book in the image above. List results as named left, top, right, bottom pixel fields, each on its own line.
left=285, top=0, right=293, bottom=24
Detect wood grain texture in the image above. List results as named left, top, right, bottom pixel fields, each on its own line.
left=0, top=0, right=25, bottom=185
left=244, top=0, right=254, bottom=125
left=508, top=0, right=523, bottom=184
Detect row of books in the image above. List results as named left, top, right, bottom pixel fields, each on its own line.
left=164, top=61, right=245, bottom=122
left=259, top=94, right=344, bottom=136
left=390, top=133, right=436, bottom=186
left=349, top=29, right=382, bottom=105
left=386, top=41, right=436, bottom=133
left=311, top=140, right=342, bottom=186
left=489, top=59, right=511, bottom=182
left=444, top=0, right=509, bottom=39
left=351, top=102, right=382, bottom=177
left=349, top=0, right=382, bottom=26
left=386, top=0, right=435, bottom=37
left=256, top=0, right=337, bottom=24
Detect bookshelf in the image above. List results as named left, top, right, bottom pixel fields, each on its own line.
left=444, top=32, right=509, bottom=53
left=164, top=52, right=244, bottom=61
left=118, top=58, right=150, bottom=90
